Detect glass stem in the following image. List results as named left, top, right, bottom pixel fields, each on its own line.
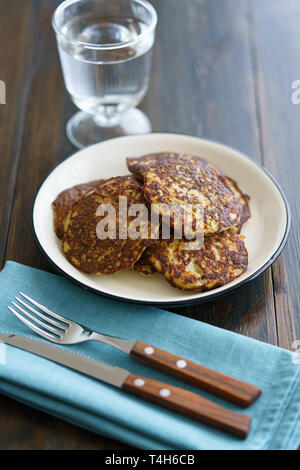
left=94, top=106, right=122, bottom=128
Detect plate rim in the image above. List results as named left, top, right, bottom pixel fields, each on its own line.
left=30, top=133, right=291, bottom=307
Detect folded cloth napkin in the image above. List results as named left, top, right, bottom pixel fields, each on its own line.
left=0, top=261, right=299, bottom=450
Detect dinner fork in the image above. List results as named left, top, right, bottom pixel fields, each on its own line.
left=8, top=292, right=261, bottom=407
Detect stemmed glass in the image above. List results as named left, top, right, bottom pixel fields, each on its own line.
left=52, top=0, right=157, bottom=148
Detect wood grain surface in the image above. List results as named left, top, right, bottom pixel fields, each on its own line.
left=0, top=0, right=299, bottom=449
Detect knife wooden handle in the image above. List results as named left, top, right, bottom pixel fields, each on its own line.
left=130, top=341, right=261, bottom=408
left=123, top=373, right=251, bottom=439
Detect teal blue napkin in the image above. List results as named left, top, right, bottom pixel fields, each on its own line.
left=0, top=261, right=299, bottom=450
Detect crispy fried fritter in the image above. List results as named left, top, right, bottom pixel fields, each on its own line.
left=127, top=152, right=223, bottom=181
left=52, top=180, right=105, bottom=239
left=128, top=153, right=250, bottom=230
left=143, top=158, right=243, bottom=236
left=62, top=176, right=152, bottom=275
left=148, top=228, right=248, bottom=291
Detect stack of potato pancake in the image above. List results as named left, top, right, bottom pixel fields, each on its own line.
left=52, top=152, right=250, bottom=292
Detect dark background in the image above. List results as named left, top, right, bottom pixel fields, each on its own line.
left=0, top=0, right=299, bottom=449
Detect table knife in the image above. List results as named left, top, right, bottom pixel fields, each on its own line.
left=0, top=333, right=251, bottom=439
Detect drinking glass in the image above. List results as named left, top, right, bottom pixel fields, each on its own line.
left=52, top=0, right=157, bottom=148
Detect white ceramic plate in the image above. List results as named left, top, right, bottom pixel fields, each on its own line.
left=32, top=133, right=290, bottom=306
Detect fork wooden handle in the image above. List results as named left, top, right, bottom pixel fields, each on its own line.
left=130, top=341, right=261, bottom=408
left=123, top=373, right=251, bottom=439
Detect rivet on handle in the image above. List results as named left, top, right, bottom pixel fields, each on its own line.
left=176, top=359, right=187, bottom=369
left=134, top=378, right=145, bottom=387
left=159, top=388, right=171, bottom=397
left=144, top=346, right=154, bottom=355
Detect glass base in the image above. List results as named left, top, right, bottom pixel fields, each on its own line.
left=66, top=108, right=152, bottom=149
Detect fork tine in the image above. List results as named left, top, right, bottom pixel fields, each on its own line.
left=15, top=297, right=66, bottom=329
left=8, top=306, right=60, bottom=342
left=11, top=301, right=62, bottom=336
left=19, top=292, right=71, bottom=324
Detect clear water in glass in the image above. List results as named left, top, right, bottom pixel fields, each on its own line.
left=57, top=15, right=154, bottom=126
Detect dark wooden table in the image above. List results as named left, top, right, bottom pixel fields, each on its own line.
left=0, top=0, right=299, bottom=450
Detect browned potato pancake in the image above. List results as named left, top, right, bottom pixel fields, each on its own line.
left=126, top=152, right=225, bottom=181
left=128, top=153, right=250, bottom=231
left=127, top=152, right=206, bottom=180
left=62, top=176, right=153, bottom=275
left=148, top=228, right=248, bottom=291
left=142, top=157, right=243, bottom=236
left=52, top=179, right=105, bottom=239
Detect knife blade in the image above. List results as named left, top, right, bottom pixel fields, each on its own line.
left=0, top=333, right=251, bottom=439
left=0, top=333, right=129, bottom=387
